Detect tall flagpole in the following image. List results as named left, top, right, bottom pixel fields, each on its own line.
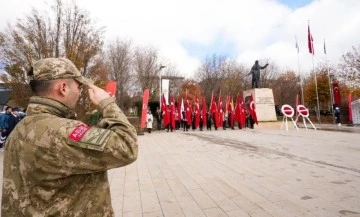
left=312, top=54, right=321, bottom=123
left=295, top=35, right=304, bottom=105
left=324, top=38, right=335, bottom=124
left=308, top=20, right=321, bottom=124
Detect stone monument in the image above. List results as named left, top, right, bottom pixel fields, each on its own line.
left=243, top=88, right=277, bottom=122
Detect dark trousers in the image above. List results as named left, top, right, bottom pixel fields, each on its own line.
left=157, top=120, right=161, bottom=130
left=0, top=130, right=9, bottom=148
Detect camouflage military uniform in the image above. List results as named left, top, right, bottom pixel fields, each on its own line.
left=2, top=96, right=138, bottom=216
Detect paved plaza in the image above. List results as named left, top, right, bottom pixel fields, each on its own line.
left=1, top=125, right=360, bottom=217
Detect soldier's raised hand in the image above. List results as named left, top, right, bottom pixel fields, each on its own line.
left=87, top=84, right=111, bottom=105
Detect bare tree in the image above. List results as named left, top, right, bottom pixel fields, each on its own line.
left=106, top=39, right=134, bottom=110
left=258, top=59, right=279, bottom=88
left=195, top=54, right=227, bottom=103
left=133, top=46, right=161, bottom=101
left=337, top=45, right=360, bottom=89
left=221, top=59, right=247, bottom=97
left=0, top=0, right=104, bottom=117
left=270, top=70, right=300, bottom=106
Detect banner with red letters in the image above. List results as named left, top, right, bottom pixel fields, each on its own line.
left=140, top=89, right=149, bottom=129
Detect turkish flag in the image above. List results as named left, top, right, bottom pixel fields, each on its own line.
left=348, top=93, right=352, bottom=122
left=202, top=97, right=207, bottom=127
left=170, top=95, right=176, bottom=129
left=161, top=94, right=170, bottom=126
left=105, top=81, right=117, bottom=96
left=249, top=94, right=258, bottom=125
left=332, top=83, right=341, bottom=105
left=235, top=97, right=241, bottom=124
left=194, top=97, right=200, bottom=128
left=217, top=96, right=223, bottom=127
left=185, top=98, right=192, bottom=126
left=308, top=24, right=314, bottom=55
left=228, top=96, right=234, bottom=128
left=140, top=89, right=149, bottom=129
left=240, top=97, right=246, bottom=127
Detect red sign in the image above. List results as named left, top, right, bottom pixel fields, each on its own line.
left=349, top=93, right=352, bottom=122
left=281, top=105, right=294, bottom=117
left=297, top=105, right=309, bottom=117
left=68, top=124, right=91, bottom=141
left=140, top=89, right=150, bottom=129
left=106, top=81, right=117, bottom=97
left=332, top=82, right=341, bottom=105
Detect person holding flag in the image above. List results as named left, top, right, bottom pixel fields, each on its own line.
left=227, top=97, right=235, bottom=129
left=185, top=92, right=192, bottom=131
left=200, top=97, right=207, bottom=131
left=167, top=94, right=176, bottom=132
left=194, top=97, right=201, bottom=130
left=210, top=92, right=218, bottom=130
left=161, top=94, right=170, bottom=130
left=218, top=96, right=225, bottom=130
left=240, top=97, right=246, bottom=128
left=235, top=96, right=242, bottom=129
left=246, top=94, right=258, bottom=129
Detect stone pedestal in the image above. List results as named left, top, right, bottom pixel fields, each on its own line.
left=243, top=88, right=277, bottom=122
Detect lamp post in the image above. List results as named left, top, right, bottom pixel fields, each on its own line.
left=329, top=73, right=335, bottom=124
left=158, top=65, right=166, bottom=107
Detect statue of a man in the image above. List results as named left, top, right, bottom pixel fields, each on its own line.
left=248, top=60, right=269, bottom=88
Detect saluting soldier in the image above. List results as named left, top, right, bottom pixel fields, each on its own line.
left=1, top=58, right=138, bottom=217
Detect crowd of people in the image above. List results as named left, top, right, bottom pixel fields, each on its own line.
left=0, top=106, right=24, bottom=151
left=147, top=105, right=256, bottom=133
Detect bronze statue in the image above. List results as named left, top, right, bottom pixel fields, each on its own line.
left=248, top=60, right=269, bottom=88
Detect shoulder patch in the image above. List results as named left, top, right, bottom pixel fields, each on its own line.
left=68, top=124, right=91, bottom=141
left=67, top=126, right=111, bottom=151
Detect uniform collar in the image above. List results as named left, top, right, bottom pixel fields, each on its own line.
left=26, top=96, right=77, bottom=119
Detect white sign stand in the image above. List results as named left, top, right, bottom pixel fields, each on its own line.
left=280, top=104, right=298, bottom=131
left=295, top=105, right=316, bottom=130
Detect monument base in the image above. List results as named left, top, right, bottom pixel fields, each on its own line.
left=243, top=88, right=277, bottom=122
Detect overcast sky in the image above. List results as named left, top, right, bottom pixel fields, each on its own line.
left=1, top=0, right=359, bottom=78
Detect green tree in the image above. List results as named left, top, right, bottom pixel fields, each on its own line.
left=303, top=68, right=331, bottom=110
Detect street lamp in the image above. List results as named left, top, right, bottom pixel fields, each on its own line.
left=329, top=73, right=335, bottom=124
left=158, top=65, right=166, bottom=107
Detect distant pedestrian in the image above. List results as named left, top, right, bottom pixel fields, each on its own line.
left=0, top=106, right=13, bottom=151
left=335, top=106, right=341, bottom=127
left=206, top=111, right=212, bottom=131
left=146, top=110, right=154, bottom=133
left=155, top=107, right=162, bottom=131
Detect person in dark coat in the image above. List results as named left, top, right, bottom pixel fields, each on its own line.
left=335, top=106, right=341, bottom=127
left=206, top=111, right=212, bottom=131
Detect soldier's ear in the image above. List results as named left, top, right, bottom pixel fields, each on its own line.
left=57, top=80, right=69, bottom=96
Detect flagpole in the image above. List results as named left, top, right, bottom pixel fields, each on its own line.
left=308, top=20, right=321, bottom=124
left=312, top=53, right=321, bottom=124
left=324, top=38, right=335, bottom=124
left=295, top=35, right=304, bottom=105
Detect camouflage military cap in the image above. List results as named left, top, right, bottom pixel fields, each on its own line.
left=31, top=58, right=93, bottom=85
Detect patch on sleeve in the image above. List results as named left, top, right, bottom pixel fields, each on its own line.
left=68, top=124, right=91, bottom=141
left=67, top=127, right=111, bottom=151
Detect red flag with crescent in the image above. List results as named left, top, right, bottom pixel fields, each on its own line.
left=218, top=96, right=223, bottom=128
left=106, top=81, right=117, bottom=97
left=249, top=94, right=258, bottom=125
left=332, top=82, right=341, bottom=105
left=202, top=96, right=207, bottom=127
left=170, top=94, right=176, bottom=129
left=161, top=94, right=170, bottom=126
left=140, top=89, right=149, bottom=129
